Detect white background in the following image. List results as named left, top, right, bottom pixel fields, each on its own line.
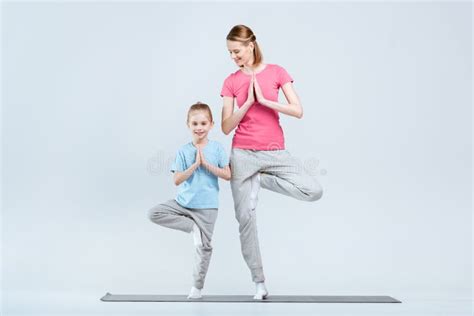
left=2, top=1, right=472, bottom=315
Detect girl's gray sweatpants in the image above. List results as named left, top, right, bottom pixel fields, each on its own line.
left=230, top=148, right=323, bottom=283
left=147, top=199, right=218, bottom=289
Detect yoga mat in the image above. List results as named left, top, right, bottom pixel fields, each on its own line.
left=101, top=293, right=401, bottom=303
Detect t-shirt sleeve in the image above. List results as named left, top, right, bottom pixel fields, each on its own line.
left=217, top=144, right=229, bottom=168
left=220, top=75, right=234, bottom=98
left=170, top=149, right=186, bottom=173
left=277, top=65, right=294, bottom=88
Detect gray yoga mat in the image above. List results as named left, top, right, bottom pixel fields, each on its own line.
left=101, top=293, right=401, bottom=303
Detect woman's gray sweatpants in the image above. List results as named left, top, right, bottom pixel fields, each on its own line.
left=147, top=199, right=218, bottom=289
left=230, top=148, right=323, bottom=283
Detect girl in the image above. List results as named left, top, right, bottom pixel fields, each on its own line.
left=220, top=25, right=324, bottom=299
left=148, top=102, right=231, bottom=299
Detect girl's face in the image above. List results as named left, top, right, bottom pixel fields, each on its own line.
left=227, top=40, right=254, bottom=68
left=187, top=110, right=213, bottom=141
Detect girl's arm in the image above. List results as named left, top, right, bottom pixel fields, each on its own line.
left=221, top=76, right=255, bottom=135
left=199, top=148, right=231, bottom=181
left=173, top=163, right=200, bottom=186
left=173, top=149, right=201, bottom=186
left=202, top=163, right=232, bottom=181
left=254, top=75, right=303, bottom=119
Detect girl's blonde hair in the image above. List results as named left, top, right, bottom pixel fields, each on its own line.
left=187, top=102, right=213, bottom=123
left=226, top=24, right=263, bottom=67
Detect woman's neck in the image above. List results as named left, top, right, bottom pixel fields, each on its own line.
left=241, top=63, right=266, bottom=74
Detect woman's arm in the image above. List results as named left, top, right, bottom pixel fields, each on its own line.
left=221, top=76, right=256, bottom=135
left=254, top=75, right=303, bottom=119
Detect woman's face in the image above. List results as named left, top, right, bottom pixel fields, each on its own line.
left=227, top=40, right=254, bottom=68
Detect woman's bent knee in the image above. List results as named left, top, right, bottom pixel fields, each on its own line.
left=147, top=208, right=156, bottom=222
left=306, top=184, right=323, bottom=201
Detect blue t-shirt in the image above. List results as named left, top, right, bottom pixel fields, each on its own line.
left=171, top=140, right=229, bottom=209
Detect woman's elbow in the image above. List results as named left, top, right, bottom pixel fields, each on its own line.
left=221, top=123, right=231, bottom=135
left=295, top=107, right=303, bottom=119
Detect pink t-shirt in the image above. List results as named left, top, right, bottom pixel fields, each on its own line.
left=220, top=64, right=294, bottom=150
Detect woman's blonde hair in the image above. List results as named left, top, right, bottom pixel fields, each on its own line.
left=226, top=24, right=263, bottom=67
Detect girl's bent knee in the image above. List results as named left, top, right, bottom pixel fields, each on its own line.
left=147, top=207, right=162, bottom=222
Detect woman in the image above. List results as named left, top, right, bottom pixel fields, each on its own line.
left=220, top=25, right=324, bottom=299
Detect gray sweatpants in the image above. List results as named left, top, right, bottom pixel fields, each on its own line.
left=230, top=148, right=323, bottom=283
left=147, top=199, right=218, bottom=289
